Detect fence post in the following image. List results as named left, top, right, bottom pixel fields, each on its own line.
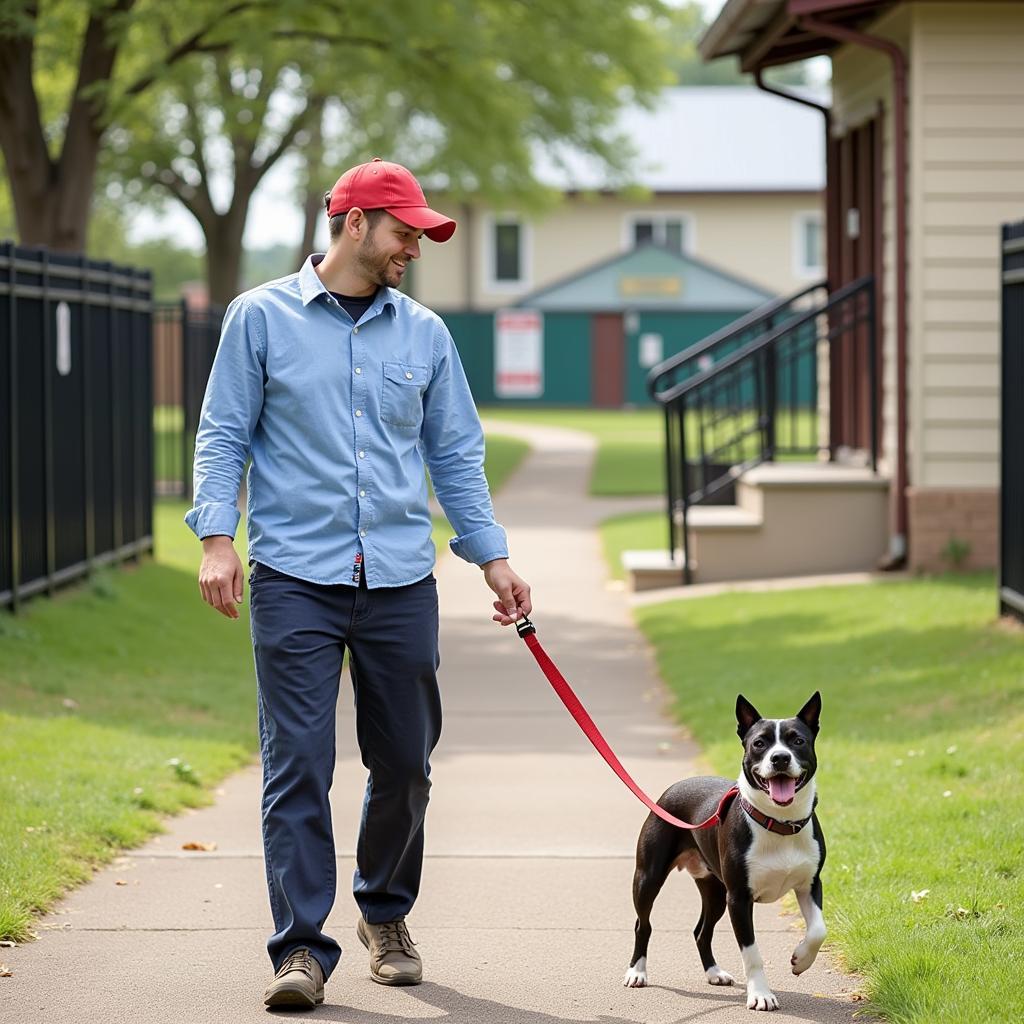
left=42, top=247, right=56, bottom=596
left=6, top=242, right=19, bottom=611
left=82, top=252, right=95, bottom=574
left=106, top=262, right=123, bottom=553
left=1000, top=220, right=1024, bottom=621
left=181, top=298, right=192, bottom=503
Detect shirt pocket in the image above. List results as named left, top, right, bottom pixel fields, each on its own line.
left=381, top=361, right=429, bottom=431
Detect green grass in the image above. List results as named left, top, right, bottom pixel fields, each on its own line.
left=153, top=405, right=187, bottom=484
left=600, top=510, right=667, bottom=581
left=634, top=574, right=1024, bottom=1024
left=480, top=407, right=664, bottom=495
left=478, top=407, right=820, bottom=496
left=0, top=503, right=255, bottom=942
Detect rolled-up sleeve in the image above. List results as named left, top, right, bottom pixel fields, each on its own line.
left=420, top=321, right=509, bottom=566
left=184, top=297, right=265, bottom=540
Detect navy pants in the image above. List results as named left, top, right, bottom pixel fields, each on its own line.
left=248, top=562, right=442, bottom=981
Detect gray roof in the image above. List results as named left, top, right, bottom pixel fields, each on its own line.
left=535, top=86, right=825, bottom=193
left=516, top=243, right=776, bottom=313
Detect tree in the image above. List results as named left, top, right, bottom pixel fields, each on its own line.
left=3, top=1, right=673, bottom=302
left=106, top=49, right=327, bottom=303
left=0, top=0, right=412, bottom=255
left=1, top=0, right=211, bottom=250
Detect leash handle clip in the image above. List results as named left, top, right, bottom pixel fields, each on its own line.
left=515, top=613, right=536, bottom=639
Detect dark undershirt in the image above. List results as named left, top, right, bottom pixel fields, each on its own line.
left=330, top=289, right=377, bottom=324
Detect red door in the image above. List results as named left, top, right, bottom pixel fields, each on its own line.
left=591, top=314, right=624, bottom=408
left=830, top=114, right=883, bottom=457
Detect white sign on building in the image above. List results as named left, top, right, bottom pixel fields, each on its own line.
left=495, top=309, right=543, bottom=398
left=638, top=332, right=663, bottom=368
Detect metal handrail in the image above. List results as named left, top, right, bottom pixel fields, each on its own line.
left=659, top=275, right=877, bottom=585
left=659, top=274, right=874, bottom=406
left=646, top=279, right=826, bottom=401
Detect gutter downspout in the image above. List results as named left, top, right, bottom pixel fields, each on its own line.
left=753, top=69, right=843, bottom=475
left=753, top=69, right=834, bottom=286
left=799, top=14, right=909, bottom=569
left=754, top=69, right=830, bottom=123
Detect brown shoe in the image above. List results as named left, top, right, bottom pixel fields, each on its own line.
left=263, top=947, right=325, bottom=1009
left=356, top=917, right=423, bottom=986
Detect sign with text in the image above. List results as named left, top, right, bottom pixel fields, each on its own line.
left=495, top=309, right=544, bottom=398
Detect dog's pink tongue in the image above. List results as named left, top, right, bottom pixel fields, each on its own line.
left=768, top=776, right=796, bottom=805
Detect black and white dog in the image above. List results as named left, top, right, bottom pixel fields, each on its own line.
left=623, top=692, right=826, bottom=1012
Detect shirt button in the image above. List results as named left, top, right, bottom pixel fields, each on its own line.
left=359, top=529, right=367, bottom=538
left=358, top=450, right=365, bottom=459
left=355, top=367, right=362, bottom=375
left=405, top=371, right=413, bottom=380
left=353, top=327, right=359, bottom=334
left=355, top=409, right=363, bottom=417
left=359, top=489, right=366, bottom=497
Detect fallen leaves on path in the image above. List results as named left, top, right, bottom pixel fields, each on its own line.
left=0, top=964, right=13, bottom=977
left=182, top=841, right=217, bottom=851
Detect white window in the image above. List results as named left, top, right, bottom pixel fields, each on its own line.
left=623, top=213, right=694, bottom=255
left=484, top=214, right=531, bottom=291
left=793, top=211, right=825, bottom=278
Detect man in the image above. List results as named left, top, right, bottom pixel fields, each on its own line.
left=184, top=157, right=532, bottom=1009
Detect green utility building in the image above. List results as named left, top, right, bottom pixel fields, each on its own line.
left=441, top=244, right=775, bottom=407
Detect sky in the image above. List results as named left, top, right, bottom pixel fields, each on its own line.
left=126, top=1, right=739, bottom=253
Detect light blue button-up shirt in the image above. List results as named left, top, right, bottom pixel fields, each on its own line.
left=184, top=254, right=508, bottom=588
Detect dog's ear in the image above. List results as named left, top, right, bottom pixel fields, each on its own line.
left=736, top=694, right=762, bottom=740
left=797, top=691, right=822, bottom=734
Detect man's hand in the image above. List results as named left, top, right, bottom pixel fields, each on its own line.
left=199, top=535, right=245, bottom=619
left=482, top=558, right=532, bottom=626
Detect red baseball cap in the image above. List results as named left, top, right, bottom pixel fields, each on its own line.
left=326, top=158, right=456, bottom=243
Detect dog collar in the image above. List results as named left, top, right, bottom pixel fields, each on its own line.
left=739, top=796, right=812, bottom=835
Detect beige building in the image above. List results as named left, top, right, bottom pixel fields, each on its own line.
left=699, top=0, right=1023, bottom=575
left=413, top=87, right=826, bottom=311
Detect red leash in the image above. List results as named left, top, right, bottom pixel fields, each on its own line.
left=515, top=615, right=738, bottom=830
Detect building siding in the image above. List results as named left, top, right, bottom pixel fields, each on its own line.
left=910, top=1, right=1024, bottom=491
left=415, top=191, right=822, bottom=311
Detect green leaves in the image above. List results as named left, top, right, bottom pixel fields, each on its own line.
left=6, top=0, right=674, bottom=289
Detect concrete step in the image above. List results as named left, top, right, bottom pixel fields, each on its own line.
left=621, top=548, right=687, bottom=591
left=624, top=462, right=890, bottom=590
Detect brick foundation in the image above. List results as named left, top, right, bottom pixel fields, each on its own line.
left=907, top=487, right=999, bottom=572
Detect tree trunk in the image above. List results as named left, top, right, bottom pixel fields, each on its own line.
left=3, top=134, right=100, bottom=250
left=0, top=1, right=131, bottom=251
left=298, top=189, right=322, bottom=265
left=205, top=220, right=248, bottom=307
left=296, top=95, right=328, bottom=268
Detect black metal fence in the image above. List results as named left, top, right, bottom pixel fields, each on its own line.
left=1000, top=220, right=1024, bottom=622
left=1, top=243, right=153, bottom=610
left=152, top=301, right=225, bottom=499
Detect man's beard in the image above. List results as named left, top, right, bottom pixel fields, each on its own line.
left=354, top=233, right=402, bottom=288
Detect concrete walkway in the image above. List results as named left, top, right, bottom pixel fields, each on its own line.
left=3, top=421, right=865, bottom=1023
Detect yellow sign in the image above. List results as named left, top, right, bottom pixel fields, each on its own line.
left=618, top=275, right=682, bottom=297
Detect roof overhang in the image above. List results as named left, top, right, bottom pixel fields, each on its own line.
left=700, top=0, right=899, bottom=72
